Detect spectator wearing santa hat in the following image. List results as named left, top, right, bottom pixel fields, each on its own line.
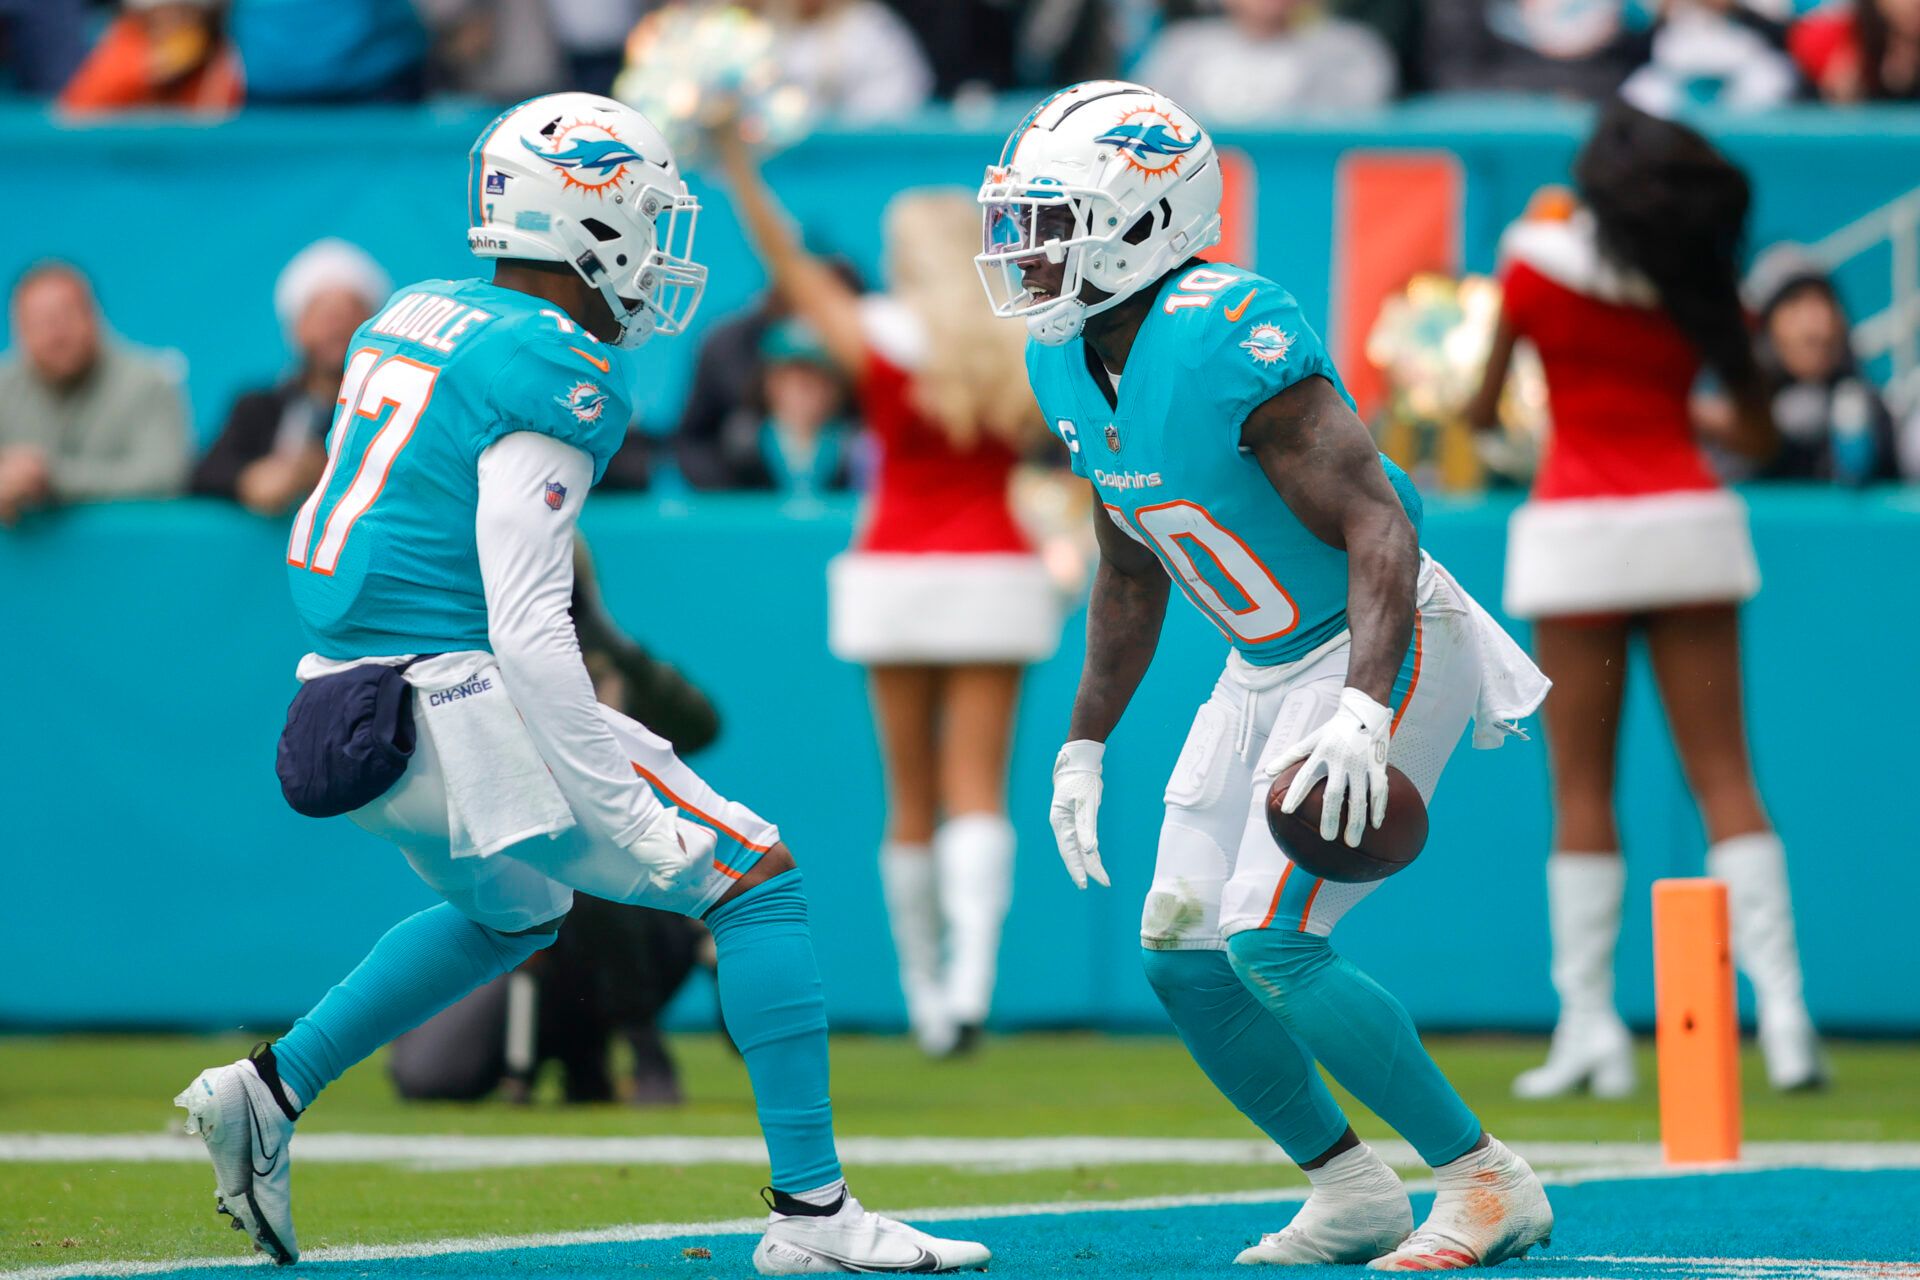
left=190, top=238, right=391, bottom=516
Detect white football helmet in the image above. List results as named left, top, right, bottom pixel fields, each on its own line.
left=466, top=92, right=705, bottom=349
left=976, top=81, right=1223, bottom=345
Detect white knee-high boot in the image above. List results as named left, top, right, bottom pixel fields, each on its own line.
left=1708, top=831, right=1824, bottom=1089
left=1513, top=852, right=1635, bottom=1099
left=935, top=813, right=1015, bottom=1044
left=880, top=842, right=954, bottom=1056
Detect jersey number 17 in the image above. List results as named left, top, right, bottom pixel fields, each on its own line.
left=287, top=349, right=441, bottom=575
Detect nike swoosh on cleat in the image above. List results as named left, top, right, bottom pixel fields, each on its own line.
left=569, top=346, right=611, bottom=373
left=804, top=1245, right=942, bottom=1273
left=1224, top=289, right=1257, bottom=322
left=245, top=1089, right=282, bottom=1175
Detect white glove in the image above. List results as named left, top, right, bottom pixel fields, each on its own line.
left=1050, top=739, right=1109, bottom=889
left=1271, top=687, right=1393, bottom=849
left=631, top=807, right=716, bottom=892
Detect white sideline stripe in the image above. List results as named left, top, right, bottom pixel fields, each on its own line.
left=8, top=1156, right=1919, bottom=1280
left=1580, top=1257, right=1920, bottom=1268
left=6, top=1134, right=1920, bottom=1173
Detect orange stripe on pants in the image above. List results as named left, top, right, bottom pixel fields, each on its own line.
left=629, top=760, right=777, bottom=871
left=1392, top=612, right=1425, bottom=734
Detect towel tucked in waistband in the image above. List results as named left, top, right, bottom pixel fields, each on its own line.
left=1427, top=557, right=1552, bottom=749
left=407, top=656, right=576, bottom=859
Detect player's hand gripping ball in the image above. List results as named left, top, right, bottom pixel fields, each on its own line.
left=1266, top=760, right=1428, bottom=882
left=1264, top=687, right=1428, bottom=883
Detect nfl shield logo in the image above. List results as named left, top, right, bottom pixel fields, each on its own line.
left=1105, top=423, right=1121, bottom=453
left=544, top=482, right=567, bottom=510
left=486, top=171, right=509, bottom=195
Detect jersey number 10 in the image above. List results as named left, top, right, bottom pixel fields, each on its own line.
left=288, top=349, right=441, bottom=575
left=1119, top=500, right=1301, bottom=645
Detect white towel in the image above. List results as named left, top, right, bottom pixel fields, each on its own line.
left=407, top=656, right=575, bottom=859
left=1427, top=557, right=1553, bottom=749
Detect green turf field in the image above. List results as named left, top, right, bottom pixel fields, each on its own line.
left=3, top=1033, right=1916, bottom=1272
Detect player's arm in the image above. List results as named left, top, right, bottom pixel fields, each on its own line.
left=1241, top=375, right=1419, bottom=845
left=473, top=432, right=695, bottom=872
left=1050, top=497, right=1171, bottom=889
left=1069, top=501, right=1171, bottom=742
left=1242, top=375, right=1416, bottom=702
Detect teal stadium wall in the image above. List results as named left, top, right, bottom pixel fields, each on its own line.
left=2, top=104, right=1918, bottom=1032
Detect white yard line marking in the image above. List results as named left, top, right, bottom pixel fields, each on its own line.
left=5, top=1134, right=1919, bottom=1173
left=1578, top=1257, right=1920, bottom=1268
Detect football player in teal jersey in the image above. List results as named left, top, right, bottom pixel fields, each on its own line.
left=173, top=93, right=987, bottom=1276
left=978, top=82, right=1555, bottom=1270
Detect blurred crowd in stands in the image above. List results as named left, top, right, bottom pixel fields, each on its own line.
left=5, top=0, right=1920, bottom=119
left=3, top=0, right=1920, bottom=528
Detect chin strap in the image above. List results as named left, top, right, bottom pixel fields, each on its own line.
left=1022, top=278, right=1139, bottom=347
left=1026, top=297, right=1087, bottom=345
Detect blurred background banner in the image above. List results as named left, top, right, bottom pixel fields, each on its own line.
left=6, top=104, right=1920, bottom=439
left=5, top=487, right=1917, bottom=1033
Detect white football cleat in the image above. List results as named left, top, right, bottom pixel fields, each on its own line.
left=1512, top=1015, right=1634, bottom=1100
left=752, top=1194, right=990, bottom=1274
left=174, top=1047, right=300, bottom=1265
left=1236, top=1143, right=1412, bottom=1265
left=1367, top=1136, right=1552, bottom=1272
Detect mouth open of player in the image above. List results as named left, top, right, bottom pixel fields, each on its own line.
left=975, top=190, right=1108, bottom=341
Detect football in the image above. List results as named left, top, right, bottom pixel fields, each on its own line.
left=1264, top=763, right=1429, bottom=883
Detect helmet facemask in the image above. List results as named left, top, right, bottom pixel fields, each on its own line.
left=564, top=183, right=706, bottom=350
left=976, top=179, right=1137, bottom=346
left=976, top=173, right=1216, bottom=346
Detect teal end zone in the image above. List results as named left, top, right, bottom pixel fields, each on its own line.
left=104, top=1169, right=1920, bottom=1280
left=3, top=491, right=1920, bottom=1032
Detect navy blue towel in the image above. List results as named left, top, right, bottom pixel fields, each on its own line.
left=276, top=663, right=418, bottom=818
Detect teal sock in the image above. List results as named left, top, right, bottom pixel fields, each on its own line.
left=706, top=871, right=843, bottom=1193
left=1142, top=948, right=1349, bottom=1164
left=274, top=904, right=558, bottom=1108
left=1226, top=929, right=1480, bottom=1167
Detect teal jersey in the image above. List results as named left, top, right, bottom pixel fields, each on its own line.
left=286, top=278, right=632, bottom=659
left=1028, top=264, right=1422, bottom=667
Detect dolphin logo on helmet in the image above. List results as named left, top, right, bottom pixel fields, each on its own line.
left=524, top=136, right=646, bottom=177
left=1096, top=122, right=1199, bottom=163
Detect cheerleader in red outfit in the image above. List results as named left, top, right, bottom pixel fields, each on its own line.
left=1470, top=101, right=1822, bottom=1098
left=717, top=130, right=1059, bottom=1056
